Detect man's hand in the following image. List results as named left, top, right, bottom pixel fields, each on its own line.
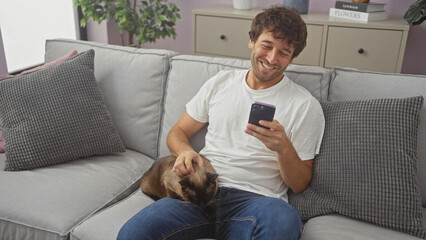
left=244, top=119, right=289, bottom=154
left=167, top=112, right=207, bottom=178
left=172, top=151, right=204, bottom=178
left=245, top=119, right=314, bottom=193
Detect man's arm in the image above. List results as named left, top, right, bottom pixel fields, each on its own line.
left=245, top=120, right=313, bottom=193
left=167, top=111, right=206, bottom=177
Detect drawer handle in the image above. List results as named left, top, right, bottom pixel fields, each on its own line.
left=220, top=35, right=226, bottom=40
left=358, top=48, right=365, bottom=54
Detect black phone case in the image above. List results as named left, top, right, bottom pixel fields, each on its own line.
left=248, top=102, right=276, bottom=128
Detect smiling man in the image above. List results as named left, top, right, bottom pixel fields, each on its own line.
left=118, top=6, right=325, bottom=240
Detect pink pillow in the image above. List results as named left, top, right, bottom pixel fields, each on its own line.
left=0, top=50, right=78, bottom=153
left=0, top=74, right=13, bottom=80
left=19, top=50, right=78, bottom=75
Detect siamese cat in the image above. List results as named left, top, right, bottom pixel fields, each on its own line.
left=141, top=155, right=218, bottom=217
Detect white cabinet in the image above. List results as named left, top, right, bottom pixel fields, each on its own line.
left=324, top=27, right=403, bottom=73
left=192, top=5, right=410, bottom=73
left=195, top=15, right=252, bottom=58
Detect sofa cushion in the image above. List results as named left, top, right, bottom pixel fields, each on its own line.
left=0, top=149, right=153, bottom=240
left=45, top=39, right=177, bottom=159
left=301, top=214, right=424, bottom=240
left=158, top=55, right=330, bottom=157
left=328, top=67, right=426, bottom=207
left=69, top=189, right=216, bottom=240
left=70, top=190, right=154, bottom=240
left=285, top=64, right=331, bottom=101
left=0, top=50, right=125, bottom=171
left=159, top=55, right=251, bottom=157
left=289, top=97, right=425, bottom=238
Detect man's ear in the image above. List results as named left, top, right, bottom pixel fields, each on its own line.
left=248, top=39, right=254, bottom=49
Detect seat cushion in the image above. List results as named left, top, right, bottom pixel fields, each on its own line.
left=0, top=150, right=153, bottom=240
left=70, top=190, right=154, bottom=240
left=301, top=214, right=424, bottom=240
left=69, top=190, right=215, bottom=240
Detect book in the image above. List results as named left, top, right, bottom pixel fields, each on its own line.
left=329, top=8, right=388, bottom=22
left=335, top=1, right=386, bottom=13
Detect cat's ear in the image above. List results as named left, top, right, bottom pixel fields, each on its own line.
left=179, top=177, right=191, bottom=189
left=207, top=173, right=218, bottom=184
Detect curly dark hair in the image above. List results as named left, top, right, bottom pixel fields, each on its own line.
left=249, top=6, right=307, bottom=59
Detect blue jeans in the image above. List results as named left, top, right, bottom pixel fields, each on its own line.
left=117, top=187, right=301, bottom=240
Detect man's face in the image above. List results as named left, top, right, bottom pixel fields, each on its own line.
left=249, top=31, right=295, bottom=84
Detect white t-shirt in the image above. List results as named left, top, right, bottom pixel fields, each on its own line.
left=186, top=69, right=324, bottom=201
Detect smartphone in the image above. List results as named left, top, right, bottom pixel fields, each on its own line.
left=248, top=101, right=276, bottom=129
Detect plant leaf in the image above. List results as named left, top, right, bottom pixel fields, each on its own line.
left=404, top=0, right=426, bottom=25
left=159, top=14, right=167, bottom=21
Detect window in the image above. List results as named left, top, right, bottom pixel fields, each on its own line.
left=0, top=0, right=80, bottom=73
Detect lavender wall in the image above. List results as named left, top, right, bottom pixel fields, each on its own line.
left=0, top=0, right=424, bottom=75
left=141, top=0, right=282, bottom=54
left=138, top=0, right=425, bottom=75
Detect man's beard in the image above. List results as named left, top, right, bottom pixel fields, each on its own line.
left=251, top=56, right=285, bottom=83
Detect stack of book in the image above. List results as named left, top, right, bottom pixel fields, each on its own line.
left=329, top=1, right=387, bottom=22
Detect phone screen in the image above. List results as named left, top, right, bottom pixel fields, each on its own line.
left=248, top=102, right=276, bottom=128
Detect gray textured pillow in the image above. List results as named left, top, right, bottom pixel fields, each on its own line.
left=288, top=97, right=425, bottom=238
left=0, top=50, right=125, bottom=171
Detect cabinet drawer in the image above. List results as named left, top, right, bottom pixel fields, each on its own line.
left=195, top=15, right=252, bottom=58
left=293, top=24, right=323, bottom=66
left=324, top=27, right=403, bottom=72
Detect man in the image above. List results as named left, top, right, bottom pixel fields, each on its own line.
left=118, top=6, right=324, bottom=240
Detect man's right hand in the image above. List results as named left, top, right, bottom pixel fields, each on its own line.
left=173, top=151, right=204, bottom=178
left=167, top=111, right=207, bottom=178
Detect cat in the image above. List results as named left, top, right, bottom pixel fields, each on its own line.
left=140, top=155, right=218, bottom=217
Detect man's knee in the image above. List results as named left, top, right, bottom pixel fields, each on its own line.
left=268, top=198, right=300, bottom=223
left=254, top=198, right=301, bottom=238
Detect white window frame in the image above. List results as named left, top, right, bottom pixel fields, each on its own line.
left=0, top=0, right=79, bottom=73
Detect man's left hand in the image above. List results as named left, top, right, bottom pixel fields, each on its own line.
left=245, top=120, right=289, bottom=154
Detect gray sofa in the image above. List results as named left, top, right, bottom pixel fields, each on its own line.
left=0, top=38, right=425, bottom=240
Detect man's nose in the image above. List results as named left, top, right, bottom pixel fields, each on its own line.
left=266, top=49, right=279, bottom=65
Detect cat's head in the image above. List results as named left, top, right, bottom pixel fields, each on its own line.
left=179, top=171, right=218, bottom=216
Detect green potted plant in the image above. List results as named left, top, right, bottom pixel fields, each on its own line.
left=404, top=0, right=425, bottom=25
left=74, top=0, right=181, bottom=47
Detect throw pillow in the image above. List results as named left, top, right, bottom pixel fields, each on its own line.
left=0, top=74, right=13, bottom=79
left=0, top=125, right=3, bottom=153
left=288, top=97, right=425, bottom=238
left=0, top=50, right=78, bottom=154
left=0, top=49, right=125, bottom=171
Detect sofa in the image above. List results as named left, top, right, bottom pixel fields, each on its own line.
left=0, top=38, right=425, bottom=240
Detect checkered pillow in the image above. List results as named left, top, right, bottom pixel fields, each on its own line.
left=0, top=50, right=78, bottom=154
left=0, top=50, right=125, bottom=171
left=289, top=97, right=425, bottom=238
